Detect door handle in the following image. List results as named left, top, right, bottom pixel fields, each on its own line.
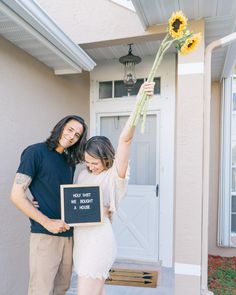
left=156, top=184, right=159, bottom=197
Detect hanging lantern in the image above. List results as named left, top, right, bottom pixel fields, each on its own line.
left=119, top=44, right=142, bottom=95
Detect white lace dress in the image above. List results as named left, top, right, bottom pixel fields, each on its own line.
left=73, top=162, right=129, bottom=280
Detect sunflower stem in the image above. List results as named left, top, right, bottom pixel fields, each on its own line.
left=141, top=97, right=149, bottom=133
left=130, top=39, right=171, bottom=129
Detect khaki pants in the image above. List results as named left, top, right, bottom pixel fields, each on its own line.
left=28, top=233, right=73, bottom=295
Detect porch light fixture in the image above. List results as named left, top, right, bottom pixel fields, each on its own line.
left=119, top=44, right=142, bottom=95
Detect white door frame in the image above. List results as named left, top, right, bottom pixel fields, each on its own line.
left=90, top=101, right=174, bottom=267
left=89, top=55, right=175, bottom=267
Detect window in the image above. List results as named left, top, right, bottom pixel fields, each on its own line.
left=232, top=195, right=236, bottom=233
left=99, top=77, right=161, bottom=99
left=114, top=80, right=129, bottom=97
left=153, top=77, right=161, bottom=94
left=99, top=81, right=112, bottom=99
left=219, top=76, right=236, bottom=247
left=231, top=79, right=236, bottom=238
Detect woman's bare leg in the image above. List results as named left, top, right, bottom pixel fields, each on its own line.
left=77, top=276, right=105, bottom=295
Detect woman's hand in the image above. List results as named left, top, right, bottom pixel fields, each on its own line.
left=137, top=81, right=155, bottom=99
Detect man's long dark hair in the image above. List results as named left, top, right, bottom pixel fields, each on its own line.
left=46, top=115, right=87, bottom=166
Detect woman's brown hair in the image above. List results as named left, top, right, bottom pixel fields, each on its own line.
left=84, top=136, right=115, bottom=170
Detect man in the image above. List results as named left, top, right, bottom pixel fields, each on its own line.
left=10, top=115, right=87, bottom=295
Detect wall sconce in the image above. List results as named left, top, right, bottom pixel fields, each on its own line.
left=119, top=44, right=142, bottom=95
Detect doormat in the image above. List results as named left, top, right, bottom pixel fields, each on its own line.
left=105, top=268, right=158, bottom=288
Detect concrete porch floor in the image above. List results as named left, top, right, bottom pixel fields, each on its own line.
left=66, top=266, right=174, bottom=295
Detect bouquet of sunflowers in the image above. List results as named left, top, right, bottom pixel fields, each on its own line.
left=131, top=11, right=201, bottom=132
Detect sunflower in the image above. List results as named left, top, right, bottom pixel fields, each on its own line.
left=131, top=11, right=201, bottom=132
left=168, top=11, right=188, bottom=39
left=180, top=33, right=201, bottom=55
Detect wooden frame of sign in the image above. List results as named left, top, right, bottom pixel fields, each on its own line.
left=60, top=184, right=103, bottom=226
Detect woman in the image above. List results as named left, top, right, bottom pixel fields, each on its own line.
left=73, top=82, right=155, bottom=295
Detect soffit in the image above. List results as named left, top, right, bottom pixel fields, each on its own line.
left=0, top=0, right=96, bottom=74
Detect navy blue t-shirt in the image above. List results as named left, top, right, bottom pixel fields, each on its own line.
left=17, top=142, right=74, bottom=237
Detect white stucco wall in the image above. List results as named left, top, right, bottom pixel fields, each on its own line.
left=0, top=35, right=90, bottom=295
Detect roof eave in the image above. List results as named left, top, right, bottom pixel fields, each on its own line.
left=1, top=0, right=96, bottom=73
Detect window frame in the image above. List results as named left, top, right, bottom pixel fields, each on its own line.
left=218, top=76, right=236, bottom=247
left=98, top=77, right=161, bottom=99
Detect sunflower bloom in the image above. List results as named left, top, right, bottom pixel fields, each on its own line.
left=168, top=11, right=188, bottom=39
left=180, top=33, right=201, bottom=55
left=131, top=11, right=201, bottom=132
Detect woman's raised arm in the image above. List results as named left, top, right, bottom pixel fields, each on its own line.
left=115, top=82, right=155, bottom=178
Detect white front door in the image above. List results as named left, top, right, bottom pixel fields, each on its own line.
left=100, top=113, right=160, bottom=262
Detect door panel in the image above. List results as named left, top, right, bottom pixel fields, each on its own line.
left=100, top=115, right=156, bottom=184
left=100, top=114, right=159, bottom=261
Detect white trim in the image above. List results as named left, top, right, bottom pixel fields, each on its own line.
left=54, top=69, right=81, bottom=75
left=175, top=263, right=201, bottom=276
left=178, top=62, right=204, bottom=75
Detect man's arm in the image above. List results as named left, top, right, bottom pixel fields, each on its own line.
left=10, top=173, right=69, bottom=234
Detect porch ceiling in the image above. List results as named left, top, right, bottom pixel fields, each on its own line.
left=82, top=0, right=236, bottom=81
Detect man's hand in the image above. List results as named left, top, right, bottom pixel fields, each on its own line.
left=10, top=173, right=70, bottom=234
left=42, top=219, right=70, bottom=234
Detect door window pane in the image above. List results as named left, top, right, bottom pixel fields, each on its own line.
left=114, top=79, right=144, bottom=97
left=129, top=79, right=144, bottom=96
left=154, top=77, right=161, bottom=94
left=99, top=81, right=112, bottom=99
left=114, top=80, right=127, bottom=97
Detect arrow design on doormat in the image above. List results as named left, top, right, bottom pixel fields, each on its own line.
left=105, top=268, right=158, bottom=288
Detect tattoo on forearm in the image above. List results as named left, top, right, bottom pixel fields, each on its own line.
left=15, top=173, right=32, bottom=190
